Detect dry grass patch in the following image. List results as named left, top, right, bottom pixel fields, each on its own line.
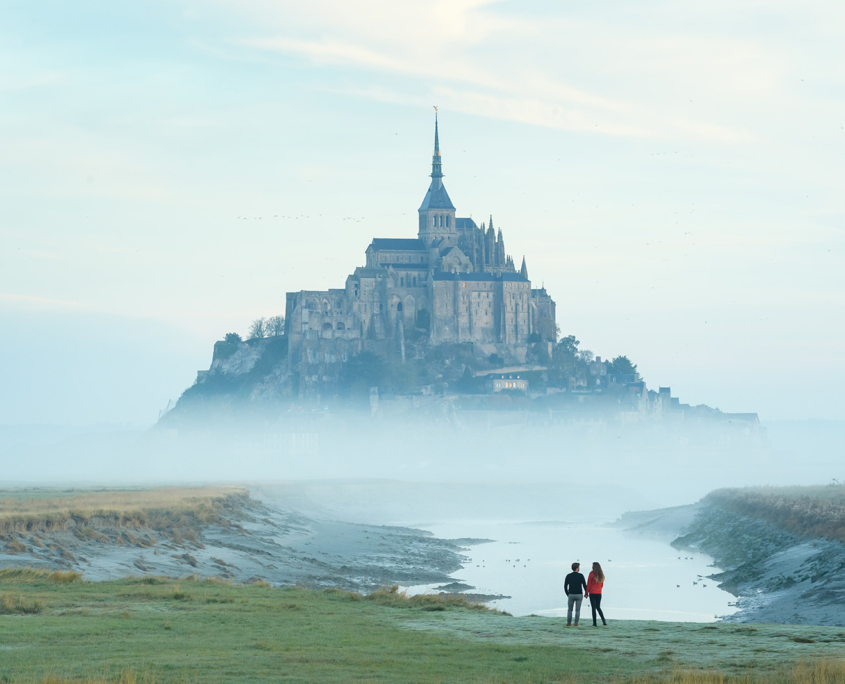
left=0, top=486, right=247, bottom=535
left=6, top=538, right=27, bottom=552
left=707, top=484, right=845, bottom=542
left=630, top=658, right=845, bottom=683
left=359, top=585, right=501, bottom=612
left=37, top=671, right=151, bottom=684
left=0, top=593, right=44, bottom=614
left=0, top=568, right=82, bottom=584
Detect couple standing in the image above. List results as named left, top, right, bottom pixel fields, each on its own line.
left=564, top=561, right=606, bottom=627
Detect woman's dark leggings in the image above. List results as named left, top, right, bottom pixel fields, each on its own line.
left=589, top=594, right=606, bottom=625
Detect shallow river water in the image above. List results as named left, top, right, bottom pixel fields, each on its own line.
left=405, top=520, right=738, bottom=622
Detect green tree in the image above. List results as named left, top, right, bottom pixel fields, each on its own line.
left=224, top=332, right=242, bottom=344
left=555, top=335, right=580, bottom=357
left=550, top=335, right=593, bottom=388
left=608, top=355, right=639, bottom=379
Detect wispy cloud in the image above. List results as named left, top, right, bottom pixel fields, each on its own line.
left=0, top=293, right=86, bottom=309
left=233, top=1, right=773, bottom=142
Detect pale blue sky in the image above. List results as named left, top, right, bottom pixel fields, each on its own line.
left=1, top=0, right=843, bottom=424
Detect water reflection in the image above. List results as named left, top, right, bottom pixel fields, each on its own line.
left=406, top=521, right=738, bottom=622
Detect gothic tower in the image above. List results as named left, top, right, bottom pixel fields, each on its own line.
left=418, top=113, right=457, bottom=246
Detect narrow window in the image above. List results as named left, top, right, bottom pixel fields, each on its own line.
left=446, top=215, right=450, bottom=228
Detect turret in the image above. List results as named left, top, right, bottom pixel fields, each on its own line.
left=486, top=221, right=496, bottom=267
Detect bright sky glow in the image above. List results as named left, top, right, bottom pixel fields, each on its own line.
left=1, top=0, right=843, bottom=424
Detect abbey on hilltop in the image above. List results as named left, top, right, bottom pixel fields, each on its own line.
left=284, top=116, right=557, bottom=390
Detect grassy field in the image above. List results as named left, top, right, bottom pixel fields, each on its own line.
left=0, top=487, right=246, bottom=535
left=1, top=570, right=845, bottom=683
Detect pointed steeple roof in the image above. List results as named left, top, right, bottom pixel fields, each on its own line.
left=419, top=111, right=455, bottom=211
left=520, top=257, right=528, bottom=279
left=431, top=112, right=442, bottom=179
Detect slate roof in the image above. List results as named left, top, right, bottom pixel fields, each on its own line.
left=367, top=238, right=427, bottom=252
left=418, top=180, right=455, bottom=211
left=455, top=218, right=477, bottom=230
left=432, top=272, right=529, bottom=282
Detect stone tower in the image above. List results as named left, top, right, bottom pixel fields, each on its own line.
left=418, top=113, right=457, bottom=246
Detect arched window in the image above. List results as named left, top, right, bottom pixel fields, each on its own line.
left=446, top=215, right=450, bottom=228
left=397, top=302, right=403, bottom=312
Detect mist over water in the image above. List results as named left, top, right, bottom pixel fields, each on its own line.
left=2, top=417, right=842, bottom=499
left=2, top=416, right=842, bottom=623
left=406, top=521, right=738, bottom=622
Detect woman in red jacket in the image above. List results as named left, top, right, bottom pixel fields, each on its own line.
left=585, top=562, right=607, bottom=626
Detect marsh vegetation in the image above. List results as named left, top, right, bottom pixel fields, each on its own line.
left=2, top=572, right=845, bottom=682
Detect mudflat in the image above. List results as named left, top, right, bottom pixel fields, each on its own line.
left=0, top=487, right=478, bottom=591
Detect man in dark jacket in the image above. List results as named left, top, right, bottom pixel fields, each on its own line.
left=564, top=562, right=587, bottom=626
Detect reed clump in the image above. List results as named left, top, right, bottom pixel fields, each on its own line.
left=0, top=568, right=82, bottom=584
left=6, top=538, right=27, bottom=552
left=0, top=593, right=44, bottom=614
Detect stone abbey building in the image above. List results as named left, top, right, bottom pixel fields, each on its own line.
left=284, top=117, right=557, bottom=389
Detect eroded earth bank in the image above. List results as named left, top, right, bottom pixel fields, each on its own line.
left=617, top=484, right=845, bottom=626
left=0, top=487, right=489, bottom=595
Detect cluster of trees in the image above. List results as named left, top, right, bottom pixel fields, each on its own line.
left=607, top=355, right=638, bottom=378
left=219, top=316, right=286, bottom=345
left=248, top=315, right=285, bottom=339
left=548, top=334, right=639, bottom=387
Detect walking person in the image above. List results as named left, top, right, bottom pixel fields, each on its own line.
left=564, top=562, right=587, bottom=627
left=586, top=561, right=607, bottom=626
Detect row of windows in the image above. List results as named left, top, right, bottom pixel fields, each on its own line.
left=495, top=381, right=525, bottom=389
left=379, top=254, right=425, bottom=263
left=432, top=215, right=451, bottom=228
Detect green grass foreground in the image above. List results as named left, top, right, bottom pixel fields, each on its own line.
left=1, top=570, right=845, bottom=683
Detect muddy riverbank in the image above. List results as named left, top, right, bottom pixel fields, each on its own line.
left=0, top=490, right=486, bottom=592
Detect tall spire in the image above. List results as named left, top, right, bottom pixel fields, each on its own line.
left=431, top=110, right=443, bottom=179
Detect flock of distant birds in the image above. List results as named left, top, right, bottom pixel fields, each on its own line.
left=236, top=215, right=366, bottom=222
left=471, top=554, right=711, bottom=589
